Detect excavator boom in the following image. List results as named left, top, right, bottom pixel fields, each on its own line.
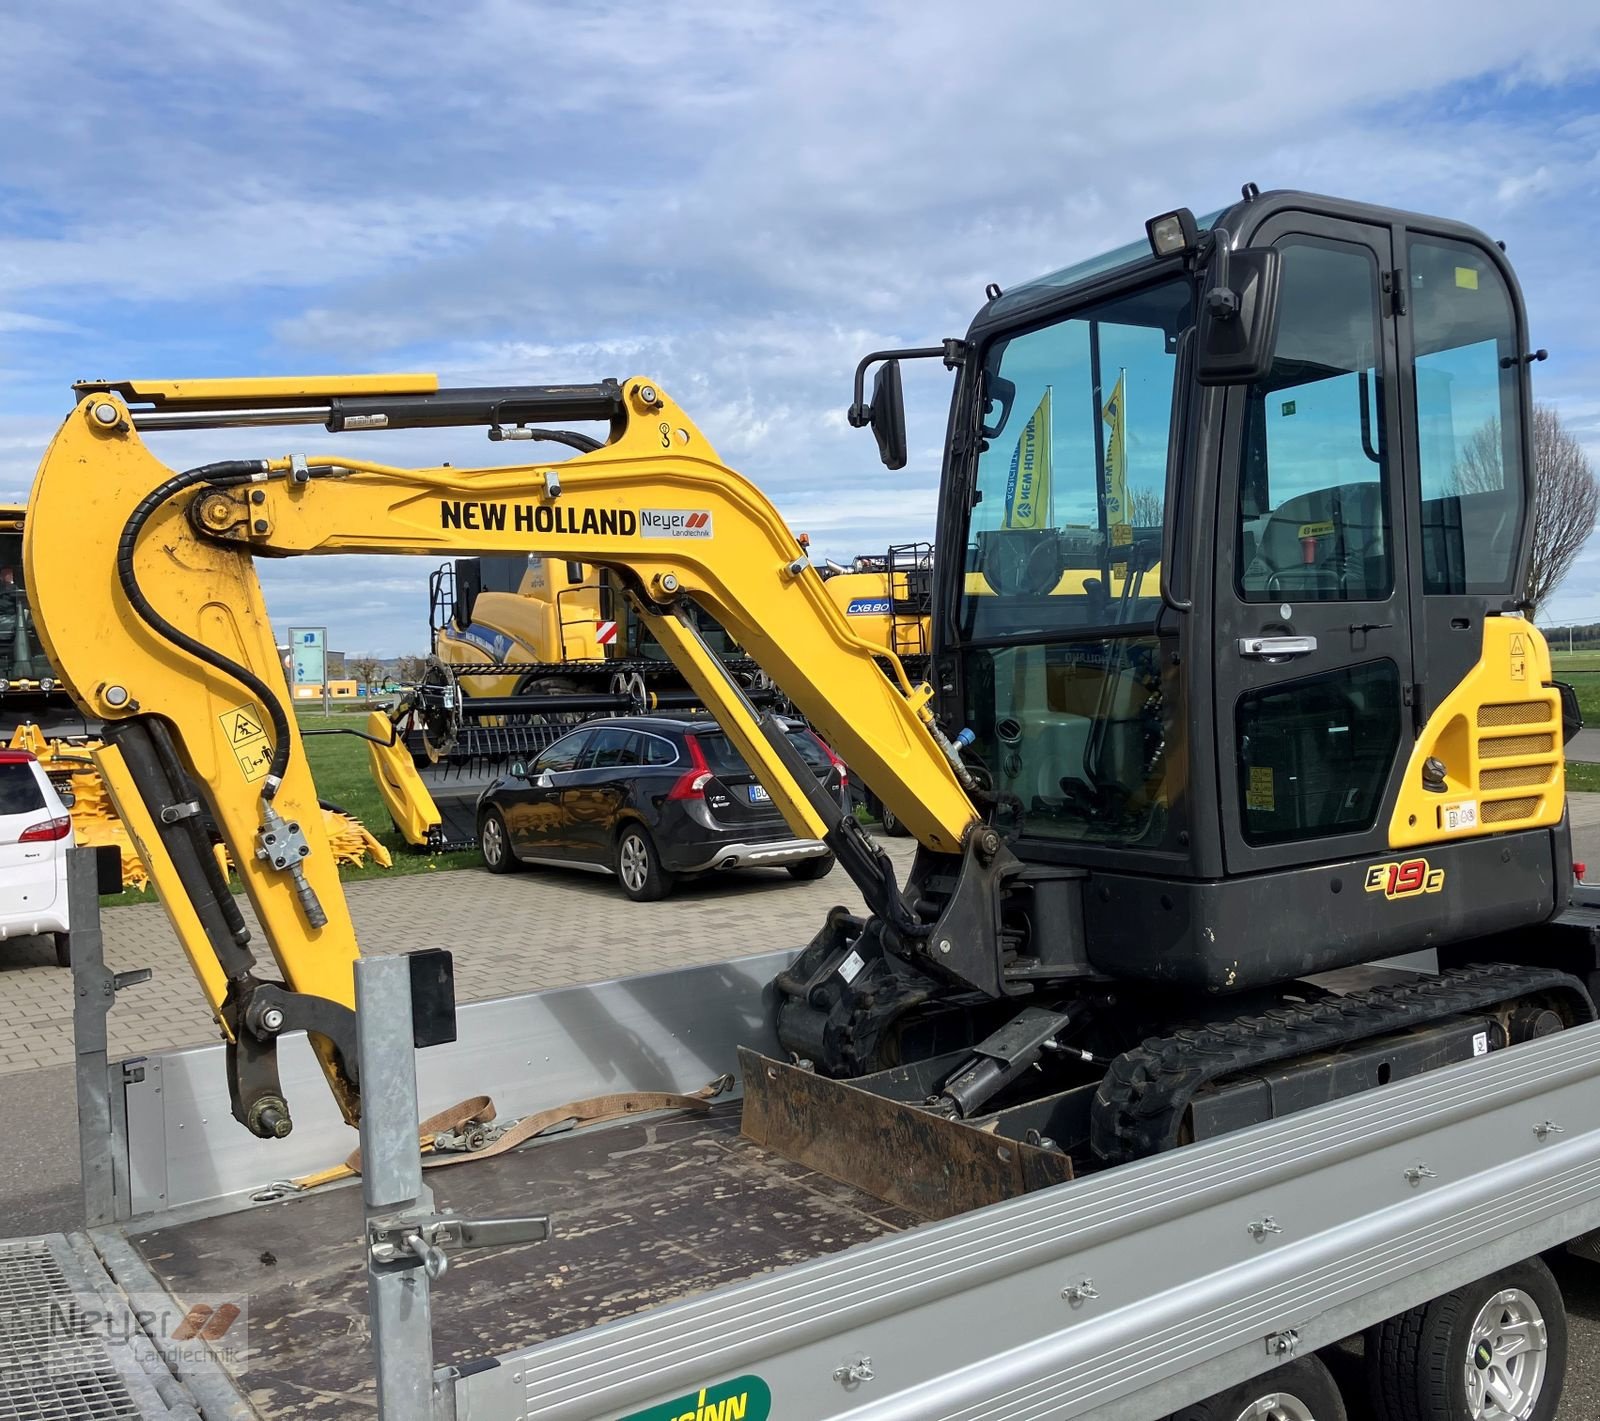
left=25, top=375, right=989, bottom=1136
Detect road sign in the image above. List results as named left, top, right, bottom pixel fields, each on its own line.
left=289, top=627, right=327, bottom=686
left=288, top=627, right=329, bottom=715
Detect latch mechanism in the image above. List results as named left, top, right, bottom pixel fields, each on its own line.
left=368, top=1212, right=552, bottom=1281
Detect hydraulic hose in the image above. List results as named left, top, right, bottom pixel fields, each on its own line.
left=114, top=459, right=301, bottom=795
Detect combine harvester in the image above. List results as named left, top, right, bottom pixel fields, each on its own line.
left=10, top=186, right=1600, bottom=1421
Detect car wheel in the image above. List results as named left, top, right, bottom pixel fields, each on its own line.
left=53, top=933, right=71, bottom=969
left=786, top=855, right=836, bottom=882
left=1365, top=1257, right=1566, bottom=1421
left=614, top=824, right=673, bottom=902
left=478, top=808, right=519, bottom=874
left=878, top=798, right=909, bottom=837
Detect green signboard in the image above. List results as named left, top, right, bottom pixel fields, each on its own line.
left=617, top=1376, right=772, bottom=1421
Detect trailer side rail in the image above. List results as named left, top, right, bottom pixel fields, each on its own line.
left=455, top=1021, right=1600, bottom=1421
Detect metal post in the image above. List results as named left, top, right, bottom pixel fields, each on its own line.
left=357, top=955, right=440, bottom=1421
left=69, top=846, right=117, bottom=1227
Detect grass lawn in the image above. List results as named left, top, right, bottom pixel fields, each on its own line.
left=1568, top=762, right=1600, bottom=793
left=102, top=703, right=479, bottom=907
left=1551, top=651, right=1600, bottom=725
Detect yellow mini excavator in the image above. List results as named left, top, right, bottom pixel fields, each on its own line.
left=23, top=188, right=1595, bottom=1175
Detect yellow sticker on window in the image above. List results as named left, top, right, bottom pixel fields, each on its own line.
left=1296, top=520, right=1335, bottom=539
left=1455, top=266, right=1479, bottom=290
left=219, top=703, right=273, bottom=783
left=1110, top=521, right=1133, bottom=546
left=1247, top=765, right=1275, bottom=812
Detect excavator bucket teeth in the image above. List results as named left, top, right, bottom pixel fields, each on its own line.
left=737, top=1047, right=1072, bottom=1221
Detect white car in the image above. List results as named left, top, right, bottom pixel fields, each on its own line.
left=0, top=747, right=76, bottom=966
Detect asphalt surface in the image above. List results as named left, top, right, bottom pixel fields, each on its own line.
left=1569, top=727, right=1600, bottom=764
left=4, top=815, right=1600, bottom=1418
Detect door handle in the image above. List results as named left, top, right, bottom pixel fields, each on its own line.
left=1237, top=635, right=1318, bottom=660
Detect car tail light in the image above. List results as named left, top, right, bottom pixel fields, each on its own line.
left=812, top=733, right=848, bottom=789
left=0, top=749, right=36, bottom=764
left=670, top=736, right=714, bottom=801
left=19, top=815, right=71, bottom=843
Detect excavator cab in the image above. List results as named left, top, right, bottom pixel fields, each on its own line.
left=855, top=190, right=1565, bottom=997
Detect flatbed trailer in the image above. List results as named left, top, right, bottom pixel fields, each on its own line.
left=7, top=856, right=1600, bottom=1421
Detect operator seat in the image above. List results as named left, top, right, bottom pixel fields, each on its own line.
left=1243, top=482, right=1386, bottom=599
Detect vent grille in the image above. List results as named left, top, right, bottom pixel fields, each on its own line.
left=1479, top=733, right=1554, bottom=759
left=1478, top=702, right=1551, bottom=728
left=0, top=1240, right=140, bottom=1421
left=1481, top=764, right=1553, bottom=790
left=1482, top=796, right=1540, bottom=823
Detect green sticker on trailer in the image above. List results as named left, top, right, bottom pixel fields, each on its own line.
left=618, top=1377, right=772, bottom=1421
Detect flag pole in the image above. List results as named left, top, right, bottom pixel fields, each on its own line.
left=1088, top=320, right=1110, bottom=589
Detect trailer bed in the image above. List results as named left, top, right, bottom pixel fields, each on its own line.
left=131, top=1107, right=915, bottom=1420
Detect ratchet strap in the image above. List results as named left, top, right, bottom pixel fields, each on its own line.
left=261, top=1074, right=734, bottom=1197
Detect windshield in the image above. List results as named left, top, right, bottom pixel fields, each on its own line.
left=0, top=532, right=46, bottom=683
left=955, top=276, right=1192, bottom=852
left=959, top=276, right=1192, bottom=642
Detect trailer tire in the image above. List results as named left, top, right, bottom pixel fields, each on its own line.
left=1365, top=1257, right=1565, bottom=1421
left=53, top=932, right=71, bottom=969
left=1170, top=1355, right=1345, bottom=1420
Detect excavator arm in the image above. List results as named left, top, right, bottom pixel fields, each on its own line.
left=25, top=374, right=1002, bottom=1138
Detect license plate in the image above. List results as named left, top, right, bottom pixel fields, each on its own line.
left=747, top=784, right=771, bottom=804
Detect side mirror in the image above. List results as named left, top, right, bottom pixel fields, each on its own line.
left=1195, top=245, right=1283, bottom=387
left=1556, top=681, right=1583, bottom=745
left=866, top=360, right=908, bottom=471
left=452, top=558, right=483, bottom=631
left=509, top=759, right=528, bottom=779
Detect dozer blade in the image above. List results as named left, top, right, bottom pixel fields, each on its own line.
left=737, top=1047, right=1072, bottom=1221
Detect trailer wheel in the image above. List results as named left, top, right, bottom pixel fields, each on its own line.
left=1170, top=1355, right=1345, bottom=1420
left=1365, top=1256, right=1565, bottom=1421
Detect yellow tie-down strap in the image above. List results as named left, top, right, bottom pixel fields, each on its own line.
left=254, top=1074, right=735, bottom=1198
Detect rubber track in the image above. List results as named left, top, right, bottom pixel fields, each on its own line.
left=1090, top=962, right=1595, bottom=1166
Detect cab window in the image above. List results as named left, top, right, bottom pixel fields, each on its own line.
left=1409, top=237, right=1526, bottom=595
left=1236, top=237, right=1392, bottom=604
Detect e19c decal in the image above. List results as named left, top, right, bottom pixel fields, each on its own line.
left=1365, top=857, right=1445, bottom=900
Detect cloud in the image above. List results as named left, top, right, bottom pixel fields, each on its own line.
left=5, top=0, right=1600, bottom=650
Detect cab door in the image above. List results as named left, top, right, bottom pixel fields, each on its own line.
left=1213, top=216, right=1415, bottom=873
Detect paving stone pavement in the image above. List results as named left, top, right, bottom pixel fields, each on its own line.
left=4, top=794, right=1598, bottom=1079
left=0, top=837, right=920, bottom=1076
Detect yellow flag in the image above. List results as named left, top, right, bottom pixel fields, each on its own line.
left=1102, top=370, right=1128, bottom=531
left=1003, top=387, right=1052, bottom=529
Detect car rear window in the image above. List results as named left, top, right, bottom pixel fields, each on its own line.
left=692, top=729, right=829, bottom=777
left=0, top=763, right=46, bottom=815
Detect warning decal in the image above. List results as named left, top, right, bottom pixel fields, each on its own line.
left=219, top=703, right=273, bottom=783
left=1510, top=633, right=1527, bottom=682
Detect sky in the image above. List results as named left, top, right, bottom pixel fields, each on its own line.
left=3, top=2, right=1600, bottom=656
